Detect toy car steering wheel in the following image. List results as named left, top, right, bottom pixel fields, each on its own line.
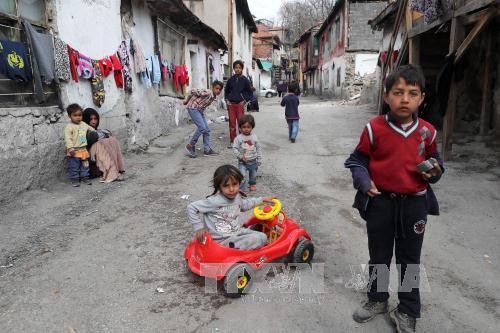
left=253, top=199, right=282, bottom=220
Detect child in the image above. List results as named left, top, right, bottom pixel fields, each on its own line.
left=82, top=108, right=125, bottom=182
left=224, top=60, right=253, bottom=146
left=184, top=80, right=224, bottom=158
left=232, top=115, right=262, bottom=192
left=345, top=65, right=444, bottom=332
left=280, top=84, right=300, bottom=143
left=64, top=103, right=95, bottom=187
left=187, top=164, right=271, bottom=250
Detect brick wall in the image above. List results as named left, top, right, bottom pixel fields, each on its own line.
left=347, top=1, right=387, bottom=51
left=253, top=39, right=274, bottom=59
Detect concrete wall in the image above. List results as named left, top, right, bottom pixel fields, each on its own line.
left=233, top=7, right=253, bottom=77
left=347, top=1, right=387, bottom=51
left=355, top=53, right=379, bottom=76
left=183, top=0, right=229, bottom=41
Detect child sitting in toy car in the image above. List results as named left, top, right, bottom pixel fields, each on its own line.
left=187, top=164, right=273, bottom=250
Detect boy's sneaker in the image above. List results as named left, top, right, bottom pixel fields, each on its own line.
left=352, top=300, right=388, bottom=323
left=249, top=185, right=257, bottom=191
left=389, top=309, right=416, bottom=333
left=185, top=144, right=196, bottom=158
left=82, top=177, right=92, bottom=185
left=204, top=149, right=218, bottom=156
left=291, top=138, right=296, bottom=143
left=71, top=179, right=80, bottom=187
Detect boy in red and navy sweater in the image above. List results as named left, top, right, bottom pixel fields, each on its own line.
left=345, top=65, right=443, bottom=332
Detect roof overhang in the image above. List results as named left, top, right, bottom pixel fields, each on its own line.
left=146, top=0, right=228, bottom=50
left=368, top=1, right=399, bottom=31
left=235, top=0, right=258, bottom=33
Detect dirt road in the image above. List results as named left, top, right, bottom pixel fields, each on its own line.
left=1, top=97, right=499, bottom=332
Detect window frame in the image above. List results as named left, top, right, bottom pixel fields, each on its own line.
left=0, top=0, right=58, bottom=107
left=155, top=17, right=186, bottom=98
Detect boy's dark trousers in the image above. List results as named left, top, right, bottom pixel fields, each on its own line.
left=68, top=156, right=89, bottom=180
left=365, top=192, right=427, bottom=318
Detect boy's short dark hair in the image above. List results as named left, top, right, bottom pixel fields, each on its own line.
left=212, top=80, right=224, bottom=89
left=233, top=60, right=244, bottom=69
left=66, top=103, right=82, bottom=116
left=385, top=64, right=425, bottom=93
left=288, top=83, right=297, bottom=93
left=238, top=114, right=255, bottom=128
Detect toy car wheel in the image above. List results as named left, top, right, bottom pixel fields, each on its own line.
left=290, top=238, right=314, bottom=264
left=224, top=263, right=254, bottom=298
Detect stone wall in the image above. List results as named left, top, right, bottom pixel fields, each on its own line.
left=0, top=107, right=66, bottom=202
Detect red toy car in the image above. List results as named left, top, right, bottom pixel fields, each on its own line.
left=184, top=199, right=314, bottom=297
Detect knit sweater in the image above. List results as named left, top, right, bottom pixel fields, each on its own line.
left=64, top=122, right=94, bottom=151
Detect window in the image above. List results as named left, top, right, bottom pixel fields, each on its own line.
left=334, top=17, right=340, bottom=46
left=323, top=69, right=329, bottom=88
left=156, top=18, right=185, bottom=97
left=0, top=0, right=57, bottom=107
left=313, top=36, right=319, bottom=56
left=337, top=68, right=341, bottom=87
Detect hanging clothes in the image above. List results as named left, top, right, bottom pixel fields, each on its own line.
left=141, top=56, right=152, bottom=88
left=151, top=55, right=161, bottom=85
left=130, top=38, right=146, bottom=74
left=410, top=0, right=443, bottom=25
left=0, top=39, right=32, bottom=82
left=22, top=20, right=55, bottom=84
left=160, top=55, right=168, bottom=81
left=78, top=53, right=94, bottom=79
left=54, top=37, right=71, bottom=82
left=174, top=64, right=189, bottom=92
left=109, top=54, right=124, bottom=88
left=98, top=57, right=114, bottom=77
left=117, top=41, right=132, bottom=92
left=90, top=60, right=105, bottom=107
left=68, top=44, right=80, bottom=82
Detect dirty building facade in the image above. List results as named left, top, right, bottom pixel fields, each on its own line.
left=252, top=20, right=284, bottom=91
left=296, top=25, right=320, bottom=96
left=316, top=0, right=387, bottom=99
left=0, top=0, right=228, bottom=202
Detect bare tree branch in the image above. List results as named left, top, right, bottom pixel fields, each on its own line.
left=278, top=0, right=336, bottom=43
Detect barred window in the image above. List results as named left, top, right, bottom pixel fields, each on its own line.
left=156, top=18, right=186, bottom=98
left=0, top=0, right=58, bottom=107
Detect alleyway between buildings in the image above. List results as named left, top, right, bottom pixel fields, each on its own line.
left=1, top=97, right=499, bottom=332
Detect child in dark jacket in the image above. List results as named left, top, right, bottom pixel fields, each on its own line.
left=345, top=65, right=444, bottom=333
left=280, top=84, right=300, bottom=142
left=224, top=60, right=253, bottom=146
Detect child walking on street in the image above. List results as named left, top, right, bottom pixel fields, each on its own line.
left=345, top=65, right=444, bottom=333
left=224, top=60, right=253, bottom=146
left=232, top=115, right=262, bottom=192
left=184, top=80, right=224, bottom=157
left=280, top=84, right=300, bottom=142
left=187, top=164, right=271, bottom=250
left=64, top=103, right=95, bottom=187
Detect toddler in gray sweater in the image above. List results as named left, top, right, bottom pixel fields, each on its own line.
left=187, top=165, right=272, bottom=250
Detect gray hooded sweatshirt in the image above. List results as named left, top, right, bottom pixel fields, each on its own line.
left=187, top=192, right=263, bottom=239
